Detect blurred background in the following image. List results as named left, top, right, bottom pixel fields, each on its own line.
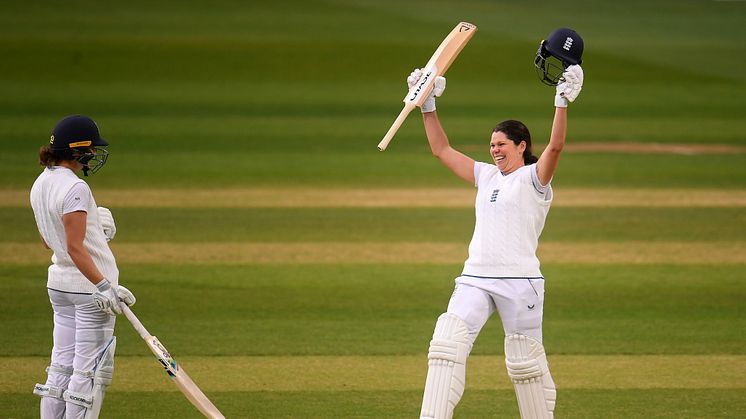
left=1, top=0, right=744, bottom=417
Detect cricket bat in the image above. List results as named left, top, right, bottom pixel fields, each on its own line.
left=121, top=305, right=226, bottom=419
left=377, top=22, right=477, bottom=151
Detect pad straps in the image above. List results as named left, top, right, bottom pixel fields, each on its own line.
left=504, top=334, right=556, bottom=419
left=33, top=384, right=67, bottom=400
left=33, top=364, right=74, bottom=400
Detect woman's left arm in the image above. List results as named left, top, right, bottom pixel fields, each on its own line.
left=536, top=65, right=584, bottom=186
left=537, top=107, right=567, bottom=186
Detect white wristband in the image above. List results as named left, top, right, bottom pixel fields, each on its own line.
left=95, top=279, right=111, bottom=291
left=554, top=94, right=568, bottom=108
left=421, top=97, right=436, bottom=113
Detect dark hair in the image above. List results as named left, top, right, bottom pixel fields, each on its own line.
left=39, top=145, right=59, bottom=167
left=38, top=145, right=75, bottom=167
left=493, top=120, right=538, bottom=164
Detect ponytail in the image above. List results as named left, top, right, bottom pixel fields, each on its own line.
left=39, top=145, right=57, bottom=167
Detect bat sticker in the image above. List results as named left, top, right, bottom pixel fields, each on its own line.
left=408, top=70, right=433, bottom=101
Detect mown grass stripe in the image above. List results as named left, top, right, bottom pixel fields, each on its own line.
left=5, top=355, right=745, bottom=392
left=566, top=142, right=746, bottom=154
left=1, top=242, right=743, bottom=265
left=465, top=143, right=746, bottom=155
left=2, top=188, right=745, bottom=208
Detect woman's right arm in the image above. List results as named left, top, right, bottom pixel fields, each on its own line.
left=423, top=111, right=475, bottom=184
left=63, top=210, right=105, bottom=285
left=64, top=210, right=132, bottom=314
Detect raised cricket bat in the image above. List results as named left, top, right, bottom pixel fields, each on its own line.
left=377, top=22, right=477, bottom=151
left=122, top=305, right=226, bottom=419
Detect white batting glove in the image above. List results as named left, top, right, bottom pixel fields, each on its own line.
left=555, top=65, right=584, bottom=108
left=407, top=68, right=446, bottom=113
left=117, top=285, right=136, bottom=307
left=406, top=68, right=424, bottom=89
left=97, top=207, right=116, bottom=242
left=93, top=279, right=122, bottom=315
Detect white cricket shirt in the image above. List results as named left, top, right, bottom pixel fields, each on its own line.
left=30, top=166, right=119, bottom=293
left=461, top=162, right=552, bottom=278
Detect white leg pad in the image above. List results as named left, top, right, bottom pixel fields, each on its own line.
left=504, top=334, right=556, bottom=419
left=34, top=364, right=74, bottom=400
left=34, top=384, right=67, bottom=400
left=64, top=389, right=93, bottom=409
left=420, top=313, right=472, bottom=419
left=64, top=336, right=116, bottom=419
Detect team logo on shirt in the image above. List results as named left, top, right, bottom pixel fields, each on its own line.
left=490, top=189, right=500, bottom=202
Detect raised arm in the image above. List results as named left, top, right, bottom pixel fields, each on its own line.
left=536, top=65, right=584, bottom=186
left=423, top=112, right=475, bottom=184
left=405, top=69, right=475, bottom=184
left=536, top=108, right=566, bottom=186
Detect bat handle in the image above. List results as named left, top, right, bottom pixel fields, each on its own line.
left=378, top=103, right=416, bottom=151
left=121, top=304, right=151, bottom=339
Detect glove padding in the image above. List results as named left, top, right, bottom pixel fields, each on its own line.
left=117, top=285, right=136, bottom=307
left=93, top=279, right=121, bottom=315
left=97, top=207, right=116, bottom=242
left=555, top=65, right=584, bottom=108
left=92, top=279, right=136, bottom=315
left=407, top=68, right=446, bottom=113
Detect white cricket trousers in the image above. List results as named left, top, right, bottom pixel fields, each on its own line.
left=446, top=276, right=545, bottom=345
left=42, top=289, right=115, bottom=419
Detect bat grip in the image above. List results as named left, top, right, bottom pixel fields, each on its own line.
left=378, top=103, right=416, bottom=151
left=121, top=305, right=151, bottom=339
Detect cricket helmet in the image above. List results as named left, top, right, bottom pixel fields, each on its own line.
left=50, top=115, right=109, bottom=175
left=534, top=28, right=584, bottom=86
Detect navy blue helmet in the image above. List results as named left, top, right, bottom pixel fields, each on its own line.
left=50, top=115, right=109, bottom=175
left=534, top=28, right=584, bottom=86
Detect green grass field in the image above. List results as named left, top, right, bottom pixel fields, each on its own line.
left=1, top=0, right=745, bottom=417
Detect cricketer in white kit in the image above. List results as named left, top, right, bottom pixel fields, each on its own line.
left=407, top=62, right=584, bottom=419
left=30, top=115, right=136, bottom=419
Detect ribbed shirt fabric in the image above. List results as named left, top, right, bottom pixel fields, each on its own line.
left=462, top=163, right=552, bottom=278
left=30, top=167, right=119, bottom=293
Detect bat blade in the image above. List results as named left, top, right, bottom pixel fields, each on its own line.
left=143, top=336, right=175, bottom=373
left=171, top=366, right=226, bottom=419
left=122, top=306, right=225, bottom=419
left=404, top=22, right=477, bottom=108
left=378, top=21, right=477, bottom=151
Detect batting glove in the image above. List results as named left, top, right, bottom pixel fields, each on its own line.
left=407, top=68, right=446, bottom=113
left=117, top=285, right=136, bottom=307
left=97, top=207, right=116, bottom=242
left=555, top=65, right=584, bottom=108
left=93, top=279, right=122, bottom=315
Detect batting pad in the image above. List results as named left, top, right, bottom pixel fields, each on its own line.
left=504, top=334, right=556, bottom=419
left=33, top=364, right=74, bottom=400
left=64, top=336, right=116, bottom=419
left=420, top=313, right=471, bottom=419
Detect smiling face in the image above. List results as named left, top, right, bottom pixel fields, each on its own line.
left=490, top=131, right=526, bottom=174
